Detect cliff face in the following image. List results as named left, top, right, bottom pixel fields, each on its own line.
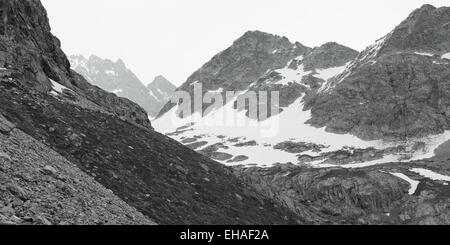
left=0, top=0, right=152, bottom=129
left=307, top=5, right=450, bottom=140
left=378, top=4, right=450, bottom=55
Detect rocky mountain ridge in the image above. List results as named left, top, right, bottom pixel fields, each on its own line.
left=236, top=158, right=450, bottom=225
left=153, top=4, right=450, bottom=224
left=158, top=30, right=313, bottom=117
left=69, top=55, right=176, bottom=117
left=307, top=4, right=450, bottom=140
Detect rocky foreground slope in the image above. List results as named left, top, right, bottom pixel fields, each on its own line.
left=0, top=0, right=306, bottom=225
left=1, top=115, right=153, bottom=225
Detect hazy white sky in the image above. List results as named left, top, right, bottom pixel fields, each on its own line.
left=41, top=0, right=449, bottom=86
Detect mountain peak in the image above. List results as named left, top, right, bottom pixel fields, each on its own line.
left=240, top=30, right=280, bottom=39
left=148, top=75, right=176, bottom=92
left=83, top=55, right=128, bottom=70
left=308, top=4, right=450, bottom=140
left=87, top=55, right=115, bottom=67
left=417, top=4, right=437, bottom=12
left=406, top=4, right=443, bottom=22
left=302, top=42, right=358, bottom=70
left=234, top=30, right=294, bottom=47
left=87, top=55, right=110, bottom=63
left=319, top=42, right=347, bottom=49
left=70, top=55, right=165, bottom=116
left=116, top=58, right=126, bottom=67
left=153, top=75, right=167, bottom=81
left=377, top=4, right=450, bottom=54
left=149, top=75, right=175, bottom=88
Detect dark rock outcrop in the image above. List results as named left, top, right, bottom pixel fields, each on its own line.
left=274, top=141, right=326, bottom=154
left=236, top=162, right=450, bottom=225
left=235, top=165, right=407, bottom=224
left=307, top=5, right=450, bottom=140
left=378, top=4, right=450, bottom=55
left=0, top=0, right=151, bottom=129
left=0, top=113, right=14, bottom=135
left=0, top=82, right=301, bottom=224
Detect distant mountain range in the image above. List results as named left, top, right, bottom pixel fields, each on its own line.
left=69, top=55, right=176, bottom=118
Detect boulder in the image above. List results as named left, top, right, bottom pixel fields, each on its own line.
left=0, top=114, right=15, bottom=135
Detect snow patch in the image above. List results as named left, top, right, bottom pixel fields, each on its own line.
left=414, top=52, right=434, bottom=57
left=442, top=53, right=450, bottom=60
left=156, top=88, right=172, bottom=100
left=340, top=155, right=401, bottom=169
left=112, top=89, right=123, bottom=95
left=273, top=65, right=312, bottom=87
left=433, top=61, right=448, bottom=65
left=50, top=79, right=70, bottom=94
left=154, top=92, right=450, bottom=168
left=411, top=168, right=450, bottom=182
left=154, top=96, right=386, bottom=167
left=409, top=131, right=450, bottom=161
left=390, top=172, right=419, bottom=195
left=294, top=55, right=304, bottom=61
left=316, top=62, right=352, bottom=92
left=209, top=88, right=224, bottom=93
left=314, top=63, right=350, bottom=81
